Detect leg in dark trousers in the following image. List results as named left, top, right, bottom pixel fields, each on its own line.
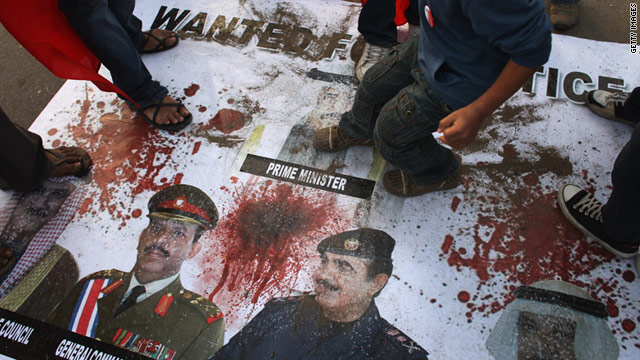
left=0, top=106, right=52, bottom=191
left=358, top=0, right=420, bottom=47
left=58, top=0, right=167, bottom=109
left=602, top=87, right=640, bottom=245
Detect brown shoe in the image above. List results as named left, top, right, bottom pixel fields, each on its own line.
left=312, top=126, right=373, bottom=152
left=382, top=155, right=461, bottom=197
left=549, top=2, right=578, bottom=30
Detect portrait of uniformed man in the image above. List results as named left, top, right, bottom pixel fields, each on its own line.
left=214, top=228, right=429, bottom=359
left=47, top=184, right=225, bottom=359
left=486, top=280, right=619, bottom=360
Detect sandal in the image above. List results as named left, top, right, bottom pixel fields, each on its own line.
left=141, top=29, right=179, bottom=54
left=0, top=247, right=16, bottom=278
left=312, top=126, right=373, bottom=152
left=140, top=97, right=193, bottom=131
left=45, top=146, right=92, bottom=177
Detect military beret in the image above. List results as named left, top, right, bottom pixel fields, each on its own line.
left=317, top=228, right=395, bottom=261
left=147, top=184, right=219, bottom=230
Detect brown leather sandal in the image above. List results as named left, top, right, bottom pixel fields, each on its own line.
left=139, top=98, right=193, bottom=131
left=141, top=29, right=179, bottom=54
left=46, top=146, right=92, bottom=177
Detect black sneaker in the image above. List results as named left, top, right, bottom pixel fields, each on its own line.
left=585, top=90, right=636, bottom=126
left=558, top=184, right=639, bottom=258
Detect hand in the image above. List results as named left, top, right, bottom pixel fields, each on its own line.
left=437, top=106, right=486, bottom=149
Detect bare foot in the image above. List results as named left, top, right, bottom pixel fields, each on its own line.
left=45, top=147, right=92, bottom=177
left=142, top=95, right=191, bottom=126
left=142, top=29, right=178, bottom=52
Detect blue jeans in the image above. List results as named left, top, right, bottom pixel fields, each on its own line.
left=58, top=0, right=167, bottom=108
left=603, top=87, right=640, bottom=245
left=339, top=37, right=458, bottom=186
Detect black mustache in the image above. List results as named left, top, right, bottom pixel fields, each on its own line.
left=315, top=278, right=339, bottom=291
left=25, top=207, right=48, bottom=217
left=143, top=245, right=170, bottom=257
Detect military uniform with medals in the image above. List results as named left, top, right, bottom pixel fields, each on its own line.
left=48, top=185, right=225, bottom=359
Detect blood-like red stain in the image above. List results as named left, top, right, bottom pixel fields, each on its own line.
left=192, top=141, right=201, bottom=155
left=52, top=139, right=61, bottom=148
left=581, top=169, right=589, bottom=180
left=445, top=149, right=616, bottom=320
left=458, top=291, right=470, bottom=303
left=201, top=109, right=246, bottom=134
left=198, top=106, right=207, bottom=112
left=65, top=97, right=185, bottom=224
left=196, top=181, right=349, bottom=320
left=48, top=128, right=58, bottom=136
left=184, top=84, right=200, bottom=97
left=97, top=101, right=105, bottom=109
left=607, top=298, right=619, bottom=318
left=446, top=191, right=614, bottom=297
left=622, top=319, right=636, bottom=333
left=451, top=196, right=461, bottom=212
left=623, top=270, right=635, bottom=283
left=441, top=234, right=454, bottom=253
left=132, top=209, right=142, bottom=218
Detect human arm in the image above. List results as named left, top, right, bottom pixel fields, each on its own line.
left=437, top=60, right=538, bottom=149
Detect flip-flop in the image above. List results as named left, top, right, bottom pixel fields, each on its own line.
left=0, top=247, right=16, bottom=278
left=141, top=29, right=179, bottom=54
left=140, top=98, right=193, bottom=131
left=45, top=146, right=92, bottom=177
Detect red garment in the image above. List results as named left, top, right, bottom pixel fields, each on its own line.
left=361, top=0, right=410, bottom=26
left=0, top=0, right=134, bottom=104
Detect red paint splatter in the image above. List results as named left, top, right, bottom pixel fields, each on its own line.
left=201, top=109, right=246, bottom=134
left=195, top=181, right=349, bottom=320
left=132, top=209, right=142, bottom=218
left=192, top=141, right=201, bottom=155
left=445, top=159, right=615, bottom=318
left=65, top=98, right=185, bottom=223
left=198, top=106, right=207, bottom=112
left=48, top=128, right=58, bottom=136
left=441, top=234, right=454, bottom=253
left=97, top=101, right=105, bottom=109
left=582, top=169, right=589, bottom=180
left=446, top=191, right=614, bottom=287
left=451, top=196, right=461, bottom=212
left=622, top=319, right=636, bottom=333
left=52, top=139, right=61, bottom=148
left=227, top=99, right=234, bottom=104
left=623, top=270, right=635, bottom=283
left=230, top=176, right=239, bottom=184
left=607, top=298, right=619, bottom=318
left=184, top=83, right=200, bottom=97
left=458, top=291, right=470, bottom=303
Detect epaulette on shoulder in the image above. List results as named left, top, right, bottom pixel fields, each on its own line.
left=380, top=321, right=429, bottom=358
left=267, top=295, right=306, bottom=305
left=176, top=289, right=223, bottom=324
left=80, top=269, right=126, bottom=282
